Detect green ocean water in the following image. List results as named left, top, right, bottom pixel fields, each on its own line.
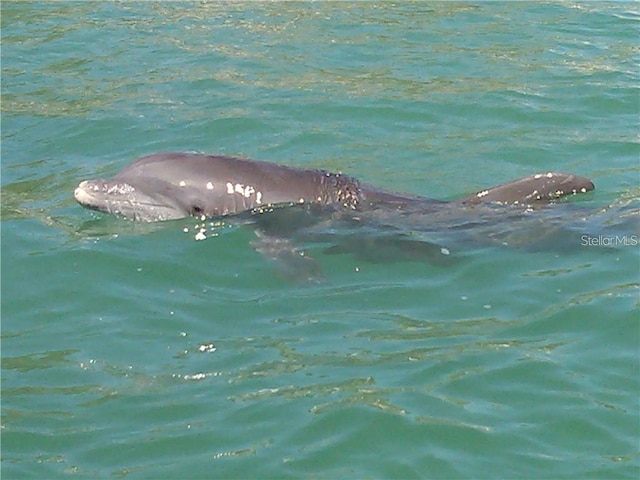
left=2, top=2, right=639, bottom=479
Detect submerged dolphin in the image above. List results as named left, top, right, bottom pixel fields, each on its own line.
left=74, top=152, right=595, bottom=221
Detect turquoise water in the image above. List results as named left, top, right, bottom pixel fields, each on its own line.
left=2, top=2, right=639, bottom=479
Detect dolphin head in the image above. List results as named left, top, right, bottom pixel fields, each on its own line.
left=74, top=153, right=243, bottom=221
left=74, top=153, right=338, bottom=222
left=73, top=152, right=323, bottom=222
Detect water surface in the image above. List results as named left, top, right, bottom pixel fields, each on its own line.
left=2, top=2, right=639, bottom=479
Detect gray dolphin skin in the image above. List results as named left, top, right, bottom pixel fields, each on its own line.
left=74, top=152, right=595, bottom=222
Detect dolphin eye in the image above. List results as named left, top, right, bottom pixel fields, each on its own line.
left=191, top=204, right=204, bottom=216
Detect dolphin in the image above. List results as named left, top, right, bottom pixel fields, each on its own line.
left=74, top=152, right=595, bottom=222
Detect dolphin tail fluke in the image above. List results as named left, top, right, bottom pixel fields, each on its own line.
left=458, top=172, right=595, bottom=207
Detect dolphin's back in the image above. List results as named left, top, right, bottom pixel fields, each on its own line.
left=75, top=152, right=596, bottom=222
left=458, top=172, right=595, bottom=206
left=114, top=153, right=362, bottom=216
